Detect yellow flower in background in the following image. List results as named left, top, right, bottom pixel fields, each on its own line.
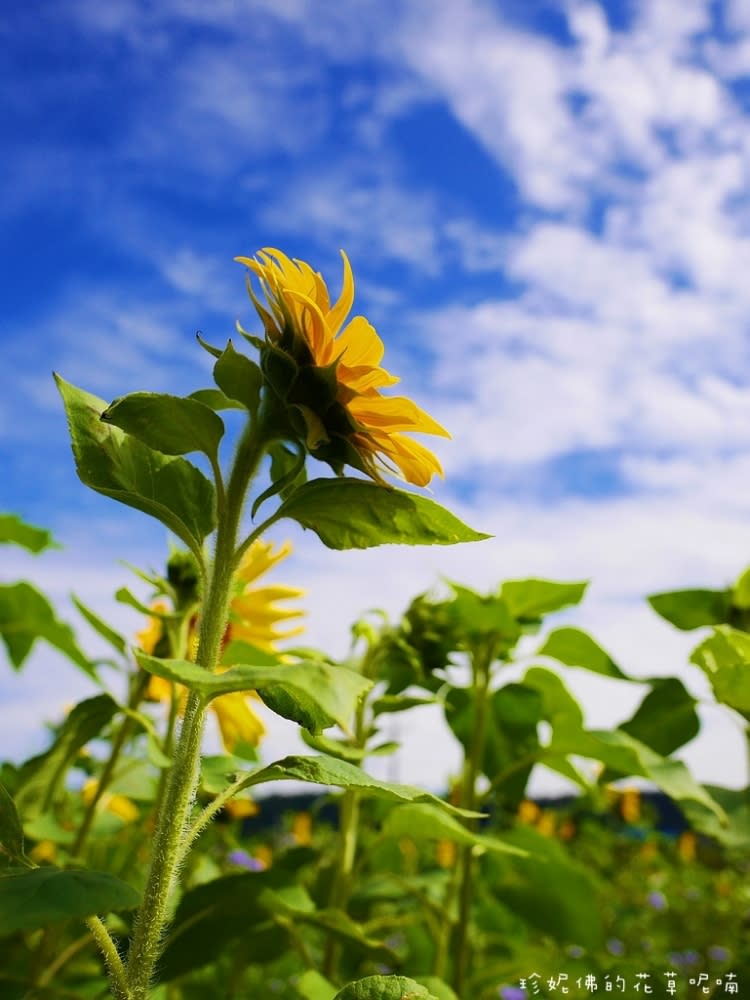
left=138, top=540, right=305, bottom=753
left=435, top=839, right=457, bottom=869
left=619, top=787, right=641, bottom=824
left=236, top=248, right=450, bottom=487
left=81, top=779, right=139, bottom=823
left=536, top=811, right=557, bottom=838
left=29, top=840, right=57, bottom=864
left=291, top=811, right=312, bottom=846
left=677, top=831, right=696, bottom=862
left=223, top=797, right=259, bottom=820
left=517, top=799, right=541, bottom=825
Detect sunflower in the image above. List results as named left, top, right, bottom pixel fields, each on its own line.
left=235, top=248, right=450, bottom=487
left=137, top=540, right=305, bottom=753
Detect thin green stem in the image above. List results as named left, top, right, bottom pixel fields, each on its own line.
left=453, top=644, right=492, bottom=997
left=124, top=415, right=270, bottom=999
left=86, top=916, right=130, bottom=1000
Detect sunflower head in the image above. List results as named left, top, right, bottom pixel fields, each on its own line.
left=235, top=248, right=450, bottom=487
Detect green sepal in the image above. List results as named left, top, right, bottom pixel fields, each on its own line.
left=213, top=340, right=263, bottom=412
left=196, top=333, right=224, bottom=358
left=251, top=441, right=306, bottom=519
left=101, top=391, right=225, bottom=461
left=56, top=376, right=216, bottom=559
left=275, top=477, right=490, bottom=549
left=262, top=341, right=299, bottom=399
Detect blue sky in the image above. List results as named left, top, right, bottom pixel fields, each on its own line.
left=4, top=0, right=750, bottom=791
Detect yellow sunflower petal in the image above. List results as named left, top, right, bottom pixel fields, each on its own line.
left=368, top=432, right=445, bottom=487
left=212, top=693, right=266, bottom=752
left=334, top=315, right=386, bottom=368
left=348, top=395, right=451, bottom=437
left=327, top=250, right=355, bottom=336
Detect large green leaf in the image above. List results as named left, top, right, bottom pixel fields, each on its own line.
left=213, top=341, right=262, bottom=411
left=0, top=867, right=139, bottom=934
left=55, top=377, right=216, bottom=558
left=444, top=685, right=542, bottom=803
left=230, top=755, right=480, bottom=818
left=157, top=870, right=292, bottom=981
left=135, top=652, right=371, bottom=733
left=0, top=784, right=25, bottom=863
left=0, top=514, right=59, bottom=554
left=276, top=478, right=489, bottom=549
left=381, top=803, right=525, bottom=856
left=101, top=391, right=225, bottom=460
left=333, top=977, right=438, bottom=1000
left=500, top=579, right=588, bottom=621
left=648, top=588, right=732, bottom=630
left=493, top=826, right=604, bottom=948
left=0, top=582, right=95, bottom=677
left=619, top=678, right=700, bottom=756
left=690, top=626, right=750, bottom=717
left=537, top=627, right=627, bottom=679
left=14, top=694, right=119, bottom=821
left=296, top=971, right=338, bottom=1000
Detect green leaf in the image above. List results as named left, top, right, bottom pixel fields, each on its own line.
left=55, top=376, right=216, bottom=559
left=495, top=826, right=604, bottom=948
left=333, top=977, right=438, bottom=1000
left=732, top=567, right=750, bottom=610
left=230, top=755, right=480, bottom=818
left=371, top=694, right=439, bottom=716
left=213, top=341, right=263, bottom=411
left=412, top=980, right=459, bottom=1000
left=500, top=578, right=588, bottom=621
left=276, top=478, right=489, bottom=549
left=681, top=785, right=750, bottom=849
left=135, top=652, right=372, bottom=733
left=381, top=803, right=525, bottom=855
left=445, top=584, right=520, bottom=647
left=72, top=595, right=127, bottom=657
left=0, top=514, right=60, bottom=554
left=690, top=626, right=750, bottom=716
left=14, top=694, right=119, bottom=821
left=0, top=581, right=96, bottom=678
left=619, top=678, right=699, bottom=756
left=101, top=390, right=225, bottom=461
left=296, top=970, right=338, bottom=1000
left=0, top=784, right=25, bottom=863
left=648, top=588, right=732, bottom=630
left=157, top=870, right=292, bottom=982
left=537, top=627, right=627, bottom=679
left=188, top=387, right=246, bottom=411
left=0, top=867, right=139, bottom=934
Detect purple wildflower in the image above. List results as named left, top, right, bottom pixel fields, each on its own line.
left=227, top=849, right=264, bottom=871
left=647, top=890, right=667, bottom=910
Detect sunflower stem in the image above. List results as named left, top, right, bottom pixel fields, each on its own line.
left=123, top=413, right=270, bottom=999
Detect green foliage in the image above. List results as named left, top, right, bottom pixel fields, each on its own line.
left=135, top=651, right=372, bottom=733
left=332, top=977, right=438, bottom=1000
left=0, top=867, right=139, bottom=934
left=276, top=478, right=489, bottom=549
left=619, top=678, right=700, bottom=756
left=381, top=803, right=525, bottom=856
left=0, top=783, right=25, bottom=864
left=537, top=626, right=627, bottom=678
left=0, top=513, right=60, bottom=553
left=56, top=376, right=216, bottom=559
left=690, top=625, right=750, bottom=718
left=648, top=587, right=732, bottom=630
left=0, top=581, right=95, bottom=676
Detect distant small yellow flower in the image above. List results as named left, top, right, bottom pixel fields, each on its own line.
left=619, top=787, right=641, bottom=824
left=223, top=797, right=259, bottom=820
left=82, top=779, right=138, bottom=823
left=677, top=831, right=696, bottom=861
left=536, top=811, right=557, bottom=837
left=640, top=840, right=658, bottom=860
left=254, top=844, right=273, bottom=869
left=435, top=839, right=457, bottom=869
left=138, top=541, right=305, bottom=753
left=29, top=840, right=57, bottom=864
left=236, top=248, right=450, bottom=487
left=518, top=800, right=541, bottom=825
left=558, top=819, right=576, bottom=841
left=291, top=811, right=312, bottom=846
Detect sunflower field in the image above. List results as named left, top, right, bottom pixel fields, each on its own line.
left=1, top=251, right=749, bottom=1000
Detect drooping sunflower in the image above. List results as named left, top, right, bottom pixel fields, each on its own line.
left=235, top=248, right=450, bottom=487
left=137, top=540, right=305, bottom=753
